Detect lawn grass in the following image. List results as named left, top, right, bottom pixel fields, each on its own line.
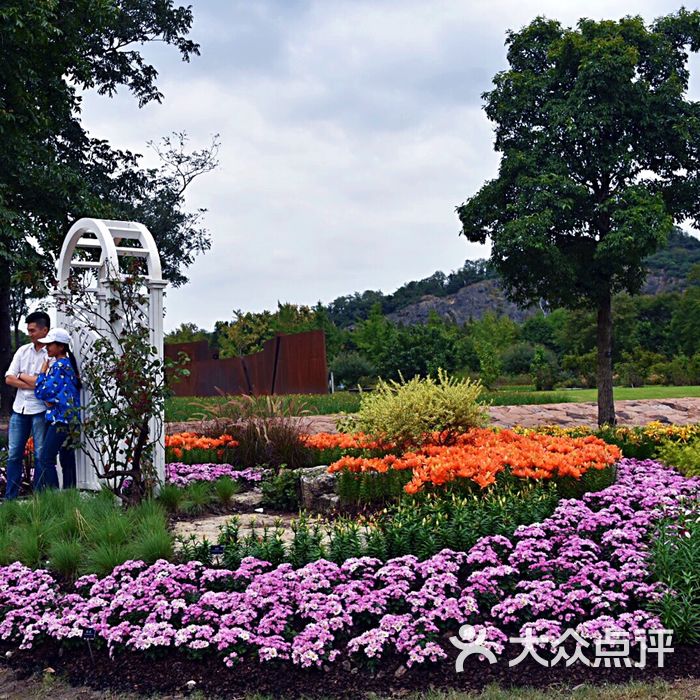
left=4, top=672, right=698, bottom=700
left=165, top=391, right=363, bottom=422
left=165, top=385, right=700, bottom=422
left=396, top=679, right=700, bottom=700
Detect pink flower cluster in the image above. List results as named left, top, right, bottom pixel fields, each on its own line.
left=0, top=459, right=696, bottom=670
left=165, top=463, right=262, bottom=488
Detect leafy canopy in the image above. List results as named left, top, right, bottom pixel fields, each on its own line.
left=457, top=11, right=700, bottom=308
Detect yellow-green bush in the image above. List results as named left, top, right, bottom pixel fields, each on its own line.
left=656, top=440, right=700, bottom=477
left=345, top=369, right=488, bottom=447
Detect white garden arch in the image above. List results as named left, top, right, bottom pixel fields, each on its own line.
left=56, top=218, right=167, bottom=490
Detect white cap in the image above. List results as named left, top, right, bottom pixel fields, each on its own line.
left=38, top=328, right=72, bottom=346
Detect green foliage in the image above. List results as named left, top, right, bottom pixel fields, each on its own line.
left=458, top=12, right=700, bottom=424
left=261, top=469, right=300, bottom=511
left=501, top=342, right=536, bottom=375
left=336, top=470, right=412, bottom=507
left=348, top=369, right=488, bottom=448
left=650, top=504, right=700, bottom=644
left=131, top=528, right=174, bottom=563
left=0, top=0, right=207, bottom=413
left=561, top=350, right=597, bottom=388
left=165, top=322, right=211, bottom=345
left=157, top=483, right=187, bottom=514
left=329, top=352, right=377, bottom=388
left=213, top=477, right=240, bottom=506
left=48, top=538, right=83, bottom=580
left=216, top=303, right=340, bottom=359
left=616, top=350, right=667, bottom=388
left=210, top=478, right=562, bottom=568
left=181, top=481, right=214, bottom=515
left=383, top=313, right=475, bottom=379
left=0, top=490, right=171, bottom=578
left=657, top=441, right=700, bottom=478
left=529, top=346, right=559, bottom=391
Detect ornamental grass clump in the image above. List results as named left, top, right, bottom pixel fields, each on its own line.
left=347, top=369, right=487, bottom=449
left=0, top=489, right=172, bottom=579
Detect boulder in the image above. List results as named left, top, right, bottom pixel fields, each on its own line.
left=299, top=465, right=338, bottom=512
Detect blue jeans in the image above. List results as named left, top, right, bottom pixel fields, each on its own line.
left=35, top=422, right=76, bottom=492
left=5, top=411, right=47, bottom=500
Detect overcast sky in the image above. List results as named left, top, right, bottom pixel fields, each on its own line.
left=79, top=0, right=700, bottom=332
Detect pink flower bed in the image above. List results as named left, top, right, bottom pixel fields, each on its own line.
left=0, top=459, right=697, bottom=669
left=165, top=463, right=262, bottom=487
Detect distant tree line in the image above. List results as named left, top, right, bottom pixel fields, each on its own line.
left=166, top=262, right=700, bottom=391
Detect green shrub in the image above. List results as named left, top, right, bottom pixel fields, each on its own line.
left=560, top=350, right=597, bottom=388
left=657, top=440, right=700, bottom=477
left=348, top=369, right=488, bottom=448
left=616, top=350, right=666, bottom=387
left=330, top=351, right=377, bottom=388
left=261, top=468, right=300, bottom=511
left=132, top=528, right=174, bottom=563
left=529, top=346, right=559, bottom=391
left=84, top=542, right=134, bottom=577
left=650, top=504, right=700, bottom=644
left=501, top=342, right=536, bottom=375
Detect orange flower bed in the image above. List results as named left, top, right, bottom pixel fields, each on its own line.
left=301, top=432, right=385, bottom=451
left=165, top=432, right=239, bottom=460
left=327, top=428, right=621, bottom=494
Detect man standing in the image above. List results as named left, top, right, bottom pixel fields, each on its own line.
left=4, top=311, right=50, bottom=499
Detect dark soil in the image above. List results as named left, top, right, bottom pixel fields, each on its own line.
left=3, top=640, right=699, bottom=699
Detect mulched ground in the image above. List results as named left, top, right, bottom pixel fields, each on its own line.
left=3, top=641, right=699, bottom=699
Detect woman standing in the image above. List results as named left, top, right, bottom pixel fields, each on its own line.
left=34, top=328, right=81, bottom=491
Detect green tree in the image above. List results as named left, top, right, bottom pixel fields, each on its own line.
left=218, top=303, right=342, bottom=360
left=458, top=12, right=700, bottom=425
left=0, top=1, right=202, bottom=413
left=670, top=265, right=700, bottom=356
left=165, top=323, right=211, bottom=345
left=353, top=303, right=398, bottom=373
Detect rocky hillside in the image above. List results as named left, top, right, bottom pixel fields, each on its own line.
left=385, top=228, right=700, bottom=325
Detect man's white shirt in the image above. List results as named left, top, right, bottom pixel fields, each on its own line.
left=5, top=343, right=48, bottom=415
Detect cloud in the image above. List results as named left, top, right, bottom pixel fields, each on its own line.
left=77, top=0, right=698, bottom=331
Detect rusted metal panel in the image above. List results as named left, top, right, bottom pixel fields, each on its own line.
left=164, top=340, right=212, bottom=362
left=165, top=331, right=328, bottom=397
left=242, top=337, right=276, bottom=395
left=274, top=330, right=328, bottom=395
left=188, top=358, right=250, bottom=397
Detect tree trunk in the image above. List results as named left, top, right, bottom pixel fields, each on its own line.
left=0, top=262, right=13, bottom=416
left=596, top=292, right=616, bottom=427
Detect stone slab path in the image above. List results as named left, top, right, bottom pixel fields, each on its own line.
left=166, top=397, right=700, bottom=435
